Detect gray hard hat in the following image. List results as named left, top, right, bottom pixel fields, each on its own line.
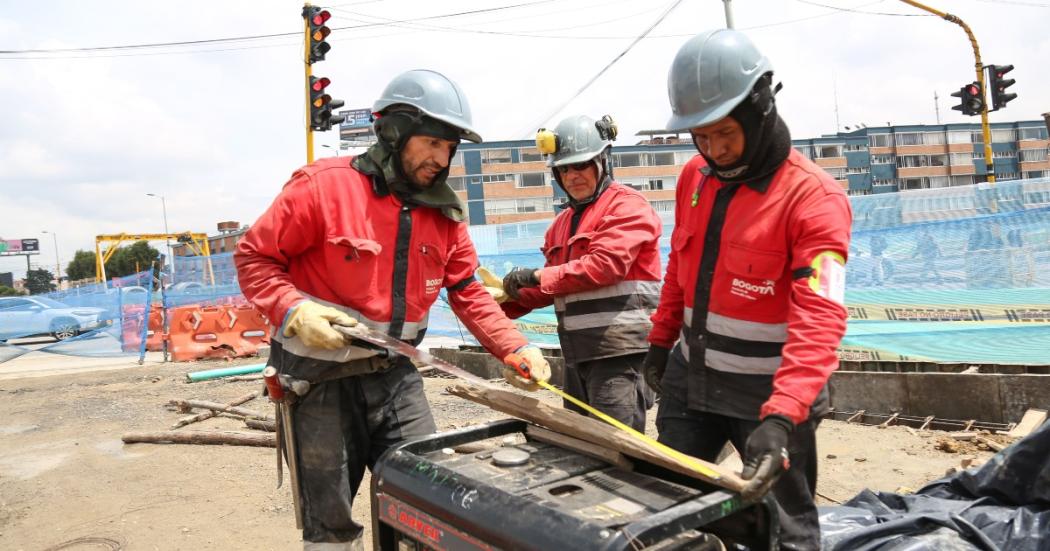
left=546, top=114, right=615, bottom=167
left=665, top=29, right=773, bottom=132
left=373, top=69, right=483, bottom=143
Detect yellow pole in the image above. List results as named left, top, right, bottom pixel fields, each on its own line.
left=898, top=0, right=995, bottom=183
left=95, top=239, right=104, bottom=284
left=304, top=3, right=314, bottom=164
left=201, top=238, right=215, bottom=286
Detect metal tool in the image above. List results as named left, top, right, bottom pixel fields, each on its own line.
left=339, top=325, right=721, bottom=481
left=264, top=365, right=307, bottom=529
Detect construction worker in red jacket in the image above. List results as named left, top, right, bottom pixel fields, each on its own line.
left=643, top=30, right=851, bottom=550
left=491, top=114, right=662, bottom=431
left=235, top=69, right=551, bottom=551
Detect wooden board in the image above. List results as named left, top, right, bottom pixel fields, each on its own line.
left=1005, top=408, right=1047, bottom=439
left=447, top=384, right=745, bottom=492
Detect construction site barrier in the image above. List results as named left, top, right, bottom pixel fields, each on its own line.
left=167, top=304, right=270, bottom=362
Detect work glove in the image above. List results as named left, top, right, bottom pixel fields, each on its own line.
left=477, top=267, right=508, bottom=304
left=502, top=345, right=551, bottom=392
left=502, top=268, right=540, bottom=300
left=642, top=345, right=671, bottom=395
left=283, top=300, right=358, bottom=350
left=740, top=415, right=794, bottom=501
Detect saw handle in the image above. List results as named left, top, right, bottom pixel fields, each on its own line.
left=263, top=366, right=286, bottom=402
left=503, top=353, right=531, bottom=380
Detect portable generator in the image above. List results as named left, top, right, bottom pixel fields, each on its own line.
left=370, top=419, right=778, bottom=550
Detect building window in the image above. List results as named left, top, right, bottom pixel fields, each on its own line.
left=482, top=149, right=512, bottom=164
left=895, top=132, right=923, bottom=146
left=950, top=152, right=972, bottom=166
left=900, top=177, right=928, bottom=190
left=869, top=134, right=893, bottom=148
left=825, top=167, right=847, bottom=179
left=1019, top=127, right=1048, bottom=141
left=846, top=167, right=868, bottom=175
left=674, top=151, right=696, bottom=165
left=519, top=148, right=544, bottom=162
left=450, top=151, right=464, bottom=167
left=650, top=200, right=676, bottom=212
left=613, top=153, right=643, bottom=168
left=1024, top=171, right=1046, bottom=180
left=847, top=189, right=872, bottom=196
left=930, top=154, right=947, bottom=167
left=871, top=154, right=895, bottom=165
left=816, top=144, right=844, bottom=158
left=996, top=172, right=1020, bottom=181
left=795, top=145, right=814, bottom=159
left=516, top=197, right=553, bottom=213
left=873, top=179, right=895, bottom=187
left=447, top=176, right=467, bottom=191
left=844, top=143, right=868, bottom=152
left=484, top=200, right=517, bottom=215
left=481, top=174, right=514, bottom=184
left=991, top=129, right=1017, bottom=143
left=518, top=172, right=547, bottom=188
left=928, top=176, right=949, bottom=188
left=923, top=132, right=946, bottom=145
left=948, top=131, right=971, bottom=144
left=951, top=175, right=974, bottom=187
left=992, top=149, right=1017, bottom=158
left=651, top=152, right=676, bottom=166
left=1019, top=149, right=1048, bottom=162
left=897, top=155, right=928, bottom=168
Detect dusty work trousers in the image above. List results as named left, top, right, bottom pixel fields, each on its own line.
left=291, top=360, right=437, bottom=545
left=563, top=352, right=655, bottom=432
left=657, top=392, right=822, bottom=551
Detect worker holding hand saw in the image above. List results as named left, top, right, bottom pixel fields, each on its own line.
left=236, top=69, right=551, bottom=551
left=485, top=114, right=663, bottom=432
left=645, top=30, right=851, bottom=550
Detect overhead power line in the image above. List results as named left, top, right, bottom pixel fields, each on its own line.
left=794, top=0, right=934, bottom=16
left=514, top=0, right=686, bottom=138
left=0, top=0, right=558, bottom=55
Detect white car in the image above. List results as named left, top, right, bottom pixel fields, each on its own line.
left=0, top=296, right=109, bottom=341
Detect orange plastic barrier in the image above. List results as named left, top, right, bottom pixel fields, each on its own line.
left=167, top=304, right=270, bottom=362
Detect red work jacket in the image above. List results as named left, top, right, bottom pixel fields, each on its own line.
left=649, top=150, right=852, bottom=424
left=503, top=182, right=663, bottom=364
left=235, top=157, right=527, bottom=363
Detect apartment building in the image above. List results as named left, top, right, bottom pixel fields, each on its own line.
left=793, top=120, right=1050, bottom=196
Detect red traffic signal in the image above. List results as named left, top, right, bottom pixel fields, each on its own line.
left=303, top=6, right=333, bottom=64
left=311, top=77, right=330, bottom=92
left=309, top=76, right=345, bottom=131
left=950, top=81, right=984, bottom=117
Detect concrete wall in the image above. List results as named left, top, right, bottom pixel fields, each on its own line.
left=828, top=371, right=1050, bottom=424
left=429, top=347, right=1050, bottom=425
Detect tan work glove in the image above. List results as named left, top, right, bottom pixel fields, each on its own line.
left=502, top=345, right=551, bottom=392
left=477, top=267, right=508, bottom=304
left=283, top=300, right=358, bottom=350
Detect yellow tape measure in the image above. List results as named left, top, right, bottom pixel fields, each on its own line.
left=535, top=379, right=721, bottom=480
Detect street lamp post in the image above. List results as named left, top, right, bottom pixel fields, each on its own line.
left=41, top=230, right=61, bottom=286
left=145, top=193, right=173, bottom=285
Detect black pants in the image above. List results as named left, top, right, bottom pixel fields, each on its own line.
left=563, top=352, right=655, bottom=432
left=657, top=392, right=822, bottom=551
left=282, top=357, right=436, bottom=544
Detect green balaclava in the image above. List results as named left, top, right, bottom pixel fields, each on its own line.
left=352, top=107, right=467, bottom=222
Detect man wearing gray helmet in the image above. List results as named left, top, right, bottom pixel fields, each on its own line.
left=235, top=69, right=551, bottom=550
left=490, top=114, right=662, bottom=431
left=644, top=30, right=852, bottom=549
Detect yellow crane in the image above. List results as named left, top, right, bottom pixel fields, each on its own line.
left=94, top=232, right=213, bottom=285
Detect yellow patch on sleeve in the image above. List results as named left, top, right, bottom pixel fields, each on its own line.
left=808, top=251, right=846, bottom=305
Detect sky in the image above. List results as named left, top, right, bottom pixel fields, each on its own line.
left=1, top=0, right=1048, bottom=280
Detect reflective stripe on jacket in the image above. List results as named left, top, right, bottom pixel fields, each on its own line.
left=235, top=157, right=528, bottom=363
left=504, top=182, right=662, bottom=364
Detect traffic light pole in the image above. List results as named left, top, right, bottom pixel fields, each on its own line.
left=899, top=0, right=994, bottom=183
left=304, top=3, right=315, bottom=164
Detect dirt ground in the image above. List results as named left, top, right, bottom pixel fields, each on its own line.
left=1, top=357, right=997, bottom=551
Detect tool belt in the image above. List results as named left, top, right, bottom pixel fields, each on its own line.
left=311, top=353, right=397, bottom=384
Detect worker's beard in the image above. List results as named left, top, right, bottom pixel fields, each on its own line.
left=401, top=157, right=445, bottom=189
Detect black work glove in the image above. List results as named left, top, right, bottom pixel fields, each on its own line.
left=642, top=345, right=671, bottom=395
left=503, top=268, right=540, bottom=300
left=741, top=415, right=794, bottom=501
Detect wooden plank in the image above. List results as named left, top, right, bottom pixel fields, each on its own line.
left=447, top=384, right=744, bottom=492
left=526, top=425, right=634, bottom=471
left=977, top=436, right=1007, bottom=452
left=1005, top=408, right=1047, bottom=439
left=846, top=410, right=866, bottom=424
left=919, top=415, right=935, bottom=431
left=122, top=430, right=275, bottom=447
left=878, top=413, right=899, bottom=429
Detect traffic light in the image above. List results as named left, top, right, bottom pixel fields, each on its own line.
left=303, top=6, right=332, bottom=64
left=309, top=76, right=346, bottom=131
left=987, top=64, right=1017, bottom=111
left=950, top=82, right=984, bottom=117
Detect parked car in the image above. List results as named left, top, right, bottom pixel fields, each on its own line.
left=0, top=296, right=109, bottom=341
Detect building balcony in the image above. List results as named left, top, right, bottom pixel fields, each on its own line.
left=949, top=164, right=976, bottom=175
left=894, top=144, right=950, bottom=155
left=897, top=166, right=949, bottom=178
left=483, top=181, right=553, bottom=199
left=814, top=157, right=847, bottom=168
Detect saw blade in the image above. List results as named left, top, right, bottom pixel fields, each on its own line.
left=333, top=324, right=496, bottom=387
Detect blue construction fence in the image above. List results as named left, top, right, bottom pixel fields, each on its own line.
left=2, top=177, right=1048, bottom=365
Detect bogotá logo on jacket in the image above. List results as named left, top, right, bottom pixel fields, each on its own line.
left=730, top=278, right=775, bottom=300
